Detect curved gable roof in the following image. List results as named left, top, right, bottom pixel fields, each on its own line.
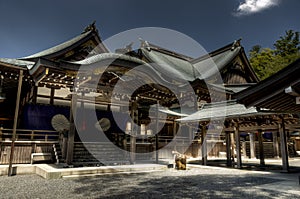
left=21, top=25, right=109, bottom=62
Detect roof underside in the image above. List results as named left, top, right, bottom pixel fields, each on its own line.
left=234, top=58, right=300, bottom=113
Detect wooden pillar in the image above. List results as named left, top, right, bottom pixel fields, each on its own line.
left=279, top=117, right=289, bottom=172
left=242, top=141, right=247, bottom=159
left=189, top=126, right=193, bottom=142
left=230, top=132, right=235, bottom=162
left=225, top=131, right=232, bottom=167
left=155, top=102, right=159, bottom=164
left=272, top=131, right=280, bottom=158
left=66, top=93, right=78, bottom=165
left=130, top=101, right=137, bottom=164
left=8, top=70, right=23, bottom=176
left=50, top=87, right=55, bottom=105
left=201, top=124, right=207, bottom=165
left=234, top=123, right=242, bottom=168
left=257, top=129, right=265, bottom=166
left=173, top=121, right=177, bottom=151
left=249, top=132, right=256, bottom=159
left=32, top=86, right=37, bottom=104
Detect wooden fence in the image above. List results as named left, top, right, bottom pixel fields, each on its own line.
left=0, top=129, right=59, bottom=164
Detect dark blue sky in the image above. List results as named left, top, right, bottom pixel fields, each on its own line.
left=0, top=0, right=299, bottom=58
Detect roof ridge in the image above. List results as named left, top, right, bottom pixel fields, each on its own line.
left=140, top=40, right=194, bottom=61
left=191, top=39, right=242, bottom=64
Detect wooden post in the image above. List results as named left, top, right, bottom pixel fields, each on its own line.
left=257, top=129, right=265, bottom=166
left=225, top=131, right=232, bottom=167
left=279, top=116, right=289, bottom=172
left=242, top=141, right=247, bottom=159
left=30, top=130, right=34, bottom=141
left=0, top=128, right=2, bottom=141
left=66, top=93, right=77, bottom=165
left=173, top=121, right=177, bottom=151
left=201, top=124, right=207, bottom=165
left=32, top=86, right=37, bottom=104
left=50, top=87, right=55, bottom=105
left=272, top=131, right=280, bottom=158
left=230, top=131, right=235, bottom=162
left=130, top=101, right=137, bottom=164
left=8, top=70, right=23, bottom=176
left=234, top=123, right=242, bottom=168
left=249, top=132, right=256, bottom=159
left=189, top=126, right=193, bottom=142
left=155, top=102, right=159, bottom=164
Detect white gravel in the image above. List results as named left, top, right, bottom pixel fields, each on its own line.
left=0, top=166, right=299, bottom=199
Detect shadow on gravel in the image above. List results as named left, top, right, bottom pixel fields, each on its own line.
left=71, top=172, right=299, bottom=198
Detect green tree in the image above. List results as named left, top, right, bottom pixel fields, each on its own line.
left=250, top=30, right=300, bottom=80
left=274, top=30, right=300, bottom=56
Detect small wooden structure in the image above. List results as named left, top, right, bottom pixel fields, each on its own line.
left=235, top=58, right=300, bottom=171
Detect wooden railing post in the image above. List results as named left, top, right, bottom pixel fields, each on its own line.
left=0, top=128, right=2, bottom=141
left=31, top=130, right=34, bottom=141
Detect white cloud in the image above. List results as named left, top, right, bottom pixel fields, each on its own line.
left=234, top=0, right=280, bottom=16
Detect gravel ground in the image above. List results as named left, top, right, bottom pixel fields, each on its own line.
left=0, top=167, right=300, bottom=199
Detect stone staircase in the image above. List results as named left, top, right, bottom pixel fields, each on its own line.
left=72, top=142, right=130, bottom=167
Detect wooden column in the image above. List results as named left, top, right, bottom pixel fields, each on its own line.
left=257, top=129, right=265, bottom=166
left=50, top=87, right=55, bottom=105
left=230, top=132, right=235, bottom=162
left=201, top=124, right=207, bottom=165
left=130, top=101, right=137, bottom=164
left=234, top=123, right=242, bottom=168
left=279, top=117, right=289, bottom=172
left=66, top=93, right=78, bottom=165
left=249, top=132, right=256, bottom=159
left=189, top=126, right=193, bottom=143
left=272, top=131, right=280, bottom=158
left=32, top=86, right=37, bottom=104
left=225, top=131, right=232, bottom=167
left=173, top=121, right=177, bottom=151
left=155, top=102, right=159, bottom=164
left=242, top=141, right=247, bottom=159
left=8, top=70, right=23, bottom=176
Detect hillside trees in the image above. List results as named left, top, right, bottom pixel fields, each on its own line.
left=249, top=30, right=300, bottom=80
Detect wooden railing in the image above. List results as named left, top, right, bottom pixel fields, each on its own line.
left=0, top=128, right=59, bottom=142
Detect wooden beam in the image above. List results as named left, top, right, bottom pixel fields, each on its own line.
left=8, top=70, right=23, bottom=176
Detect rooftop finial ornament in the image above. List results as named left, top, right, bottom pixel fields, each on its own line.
left=82, top=21, right=97, bottom=34
left=231, top=38, right=242, bottom=50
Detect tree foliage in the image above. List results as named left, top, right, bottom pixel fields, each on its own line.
left=249, top=30, right=300, bottom=80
